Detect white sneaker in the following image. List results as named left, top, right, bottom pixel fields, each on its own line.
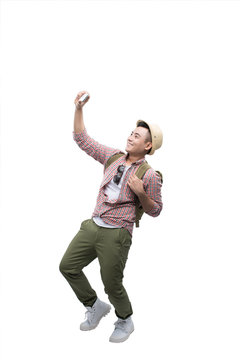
left=109, top=317, right=134, bottom=343
left=80, top=298, right=111, bottom=331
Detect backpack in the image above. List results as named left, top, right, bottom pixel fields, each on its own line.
left=105, top=153, right=163, bottom=227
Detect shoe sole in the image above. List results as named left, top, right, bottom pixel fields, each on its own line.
left=109, top=328, right=134, bottom=343
left=80, top=305, right=111, bottom=331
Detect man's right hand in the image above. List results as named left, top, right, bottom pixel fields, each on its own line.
left=74, top=91, right=90, bottom=110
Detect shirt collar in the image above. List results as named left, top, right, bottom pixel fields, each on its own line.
left=124, top=153, right=146, bottom=166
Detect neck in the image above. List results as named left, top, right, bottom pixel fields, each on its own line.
left=126, top=153, right=145, bottom=165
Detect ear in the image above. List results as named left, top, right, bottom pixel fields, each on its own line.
left=144, top=142, right=152, bottom=152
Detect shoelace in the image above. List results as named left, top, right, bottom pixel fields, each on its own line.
left=114, top=319, right=128, bottom=333
left=85, top=307, right=96, bottom=324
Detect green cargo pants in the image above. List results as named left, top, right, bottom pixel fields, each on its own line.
left=59, top=218, right=133, bottom=319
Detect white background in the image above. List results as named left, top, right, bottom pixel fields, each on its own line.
left=0, top=0, right=240, bottom=359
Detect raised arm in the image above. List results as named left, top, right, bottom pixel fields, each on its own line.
left=72, top=90, right=122, bottom=165
left=73, top=91, right=90, bottom=133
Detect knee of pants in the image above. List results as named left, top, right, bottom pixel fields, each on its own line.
left=59, top=258, right=74, bottom=276
left=102, top=274, right=123, bottom=297
left=59, top=256, right=85, bottom=278
left=59, top=258, right=67, bottom=275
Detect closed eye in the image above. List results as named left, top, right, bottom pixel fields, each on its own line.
left=130, top=131, right=140, bottom=138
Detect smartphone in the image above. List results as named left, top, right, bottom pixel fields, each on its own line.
left=79, top=93, right=89, bottom=103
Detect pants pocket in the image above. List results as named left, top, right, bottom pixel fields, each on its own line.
left=119, top=228, right=132, bottom=247
left=80, top=218, right=91, bottom=230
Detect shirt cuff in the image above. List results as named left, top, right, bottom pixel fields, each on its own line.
left=146, top=201, right=161, bottom=217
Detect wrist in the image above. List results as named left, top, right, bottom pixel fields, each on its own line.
left=137, top=189, right=147, bottom=198
left=75, top=106, right=83, bottom=112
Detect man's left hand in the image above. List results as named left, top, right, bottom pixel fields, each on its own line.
left=127, top=175, right=145, bottom=196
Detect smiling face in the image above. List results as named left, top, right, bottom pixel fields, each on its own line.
left=125, top=126, right=152, bottom=157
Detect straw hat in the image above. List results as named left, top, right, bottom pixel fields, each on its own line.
left=136, top=120, right=163, bottom=155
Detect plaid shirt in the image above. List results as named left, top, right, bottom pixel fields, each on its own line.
left=73, top=128, right=163, bottom=235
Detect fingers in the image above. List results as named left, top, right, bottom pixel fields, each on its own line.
left=128, top=175, right=141, bottom=187
left=127, top=175, right=134, bottom=185
left=79, top=91, right=90, bottom=99
left=74, top=91, right=90, bottom=108
left=77, top=90, right=87, bottom=98
left=128, top=175, right=144, bottom=196
left=128, top=175, right=138, bottom=182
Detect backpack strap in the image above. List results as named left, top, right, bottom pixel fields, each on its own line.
left=105, top=152, right=125, bottom=170
left=156, top=170, right=163, bottom=184
left=135, top=161, right=152, bottom=179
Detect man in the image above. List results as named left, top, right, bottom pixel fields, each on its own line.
left=59, top=90, right=163, bottom=343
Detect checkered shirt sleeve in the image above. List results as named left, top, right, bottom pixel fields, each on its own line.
left=73, top=128, right=121, bottom=165
left=142, top=168, right=163, bottom=217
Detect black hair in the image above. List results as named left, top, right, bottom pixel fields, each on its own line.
left=137, top=121, right=152, bottom=154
